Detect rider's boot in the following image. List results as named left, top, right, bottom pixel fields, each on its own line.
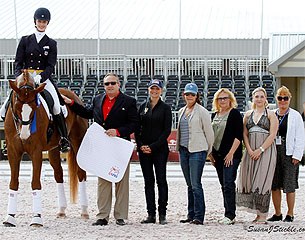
left=53, top=111, right=71, bottom=153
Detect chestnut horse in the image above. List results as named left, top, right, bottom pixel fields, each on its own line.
left=3, top=70, right=89, bottom=227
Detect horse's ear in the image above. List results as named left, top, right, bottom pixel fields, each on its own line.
left=34, top=83, right=46, bottom=94
left=9, top=80, right=20, bottom=94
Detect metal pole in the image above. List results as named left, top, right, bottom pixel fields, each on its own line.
left=178, top=0, right=182, bottom=78
left=259, top=0, right=264, bottom=78
left=97, top=0, right=101, bottom=82
left=14, top=0, right=19, bottom=46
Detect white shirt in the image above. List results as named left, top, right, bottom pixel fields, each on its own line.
left=35, top=30, right=45, bottom=43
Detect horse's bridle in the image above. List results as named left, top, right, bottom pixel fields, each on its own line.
left=12, top=84, right=38, bottom=126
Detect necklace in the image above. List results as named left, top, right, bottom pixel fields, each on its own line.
left=184, top=107, right=193, bottom=119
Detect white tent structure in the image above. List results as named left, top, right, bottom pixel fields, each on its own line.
left=1, top=0, right=305, bottom=40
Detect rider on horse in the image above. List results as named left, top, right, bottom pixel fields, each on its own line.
left=0, top=7, right=70, bottom=153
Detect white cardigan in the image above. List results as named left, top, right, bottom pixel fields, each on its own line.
left=275, top=108, right=305, bottom=161
left=176, top=103, right=214, bottom=154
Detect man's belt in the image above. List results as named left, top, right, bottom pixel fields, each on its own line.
left=27, top=69, right=44, bottom=74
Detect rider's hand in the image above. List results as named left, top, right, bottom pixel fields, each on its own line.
left=34, top=75, right=42, bottom=84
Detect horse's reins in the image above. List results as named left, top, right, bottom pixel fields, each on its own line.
left=12, top=84, right=37, bottom=128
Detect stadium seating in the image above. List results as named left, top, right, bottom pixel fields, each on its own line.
left=248, top=75, right=261, bottom=96
left=140, top=74, right=151, bottom=81
left=64, top=71, right=276, bottom=113
left=153, top=74, right=165, bottom=81
left=59, top=74, right=71, bottom=80
left=72, top=74, right=84, bottom=80
left=57, top=79, right=70, bottom=88
left=194, top=75, right=205, bottom=89
left=167, top=79, right=179, bottom=89
left=84, top=79, right=97, bottom=88
left=87, top=74, right=98, bottom=80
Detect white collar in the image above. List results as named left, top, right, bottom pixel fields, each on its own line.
left=35, top=30, right=46, bottom=43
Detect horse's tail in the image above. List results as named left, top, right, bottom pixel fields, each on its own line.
left=67, top=148, right=78, bottom=204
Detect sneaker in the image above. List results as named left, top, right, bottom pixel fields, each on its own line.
left=283, top=215, right=294, bottom=222
left=267, top=214, right=282, bottom=222
left=218, top=217, right=235, bottom=225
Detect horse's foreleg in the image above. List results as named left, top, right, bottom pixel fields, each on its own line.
left=3, top=190, right=18, bottom=227
left=49, top=149, right=67, bottom=218
left=30, top=152, right=43, bottom=227
left=3, top=152, right=22, bottom=227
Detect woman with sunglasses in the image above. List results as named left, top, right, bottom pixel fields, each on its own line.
left=268, top=86, right=305, bottom=223
left=177, top=83, right=214, bottom=225
left=236, top=87, right=278, bottom=224
left=210, top=88, right=243, bottom=225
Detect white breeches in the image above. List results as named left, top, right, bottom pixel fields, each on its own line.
left=42, top=79, right=61, bottom=115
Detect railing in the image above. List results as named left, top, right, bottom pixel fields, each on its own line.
left=0, top=54, right=270, bottom=105
left=0, top=54, right=269, bottom=80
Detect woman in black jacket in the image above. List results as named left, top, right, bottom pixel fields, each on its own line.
left=210, top=88, right=243, bottom=225
left=135, top=79, right=172, bottom=225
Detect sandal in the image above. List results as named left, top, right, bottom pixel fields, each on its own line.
left=254, top=219, right=268, bottom=224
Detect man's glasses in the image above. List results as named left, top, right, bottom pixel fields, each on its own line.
left=184, top=93, right=196, bottom=96
left=104, top=81, right=117, bottom=86
left=277, top=96, right=289, bottom=101
left=217, top=97, right=229, bottom=101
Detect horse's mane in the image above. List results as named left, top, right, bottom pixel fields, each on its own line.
left=16, top=69, right=34, bottom=87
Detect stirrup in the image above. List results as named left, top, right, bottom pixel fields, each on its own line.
left=59, top=138, right=70, bottom=153
left=2, top=144, right=7, bottom=156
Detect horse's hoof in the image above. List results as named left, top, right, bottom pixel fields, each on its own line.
left=81, top=213, right=89, bottom=220
left=56, top=212, right=66, bottom=218
left=30, top=223, right=43, bottom=227
left=30, top=215, right=43, bottom=227
left=3, top=215, right=16, bottom=227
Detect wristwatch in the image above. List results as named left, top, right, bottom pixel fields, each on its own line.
left=259, top=146, right=265, bottom=153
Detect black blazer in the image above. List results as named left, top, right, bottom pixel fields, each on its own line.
left=14, top=34, right=57, bottom=82
left=211, top=108, right=243, bottom=159
left=135, top=98, right=172, bottom=152
left=70, top=91, right=138, bottom=141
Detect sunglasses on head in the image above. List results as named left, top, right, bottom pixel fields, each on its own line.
left=277, top=96, right=289, bottom=101
left=104, top=81, right=117, bottom=86
left=184, top=92, right=196, bottom=97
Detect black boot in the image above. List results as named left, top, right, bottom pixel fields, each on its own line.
left=140, top=215, right=156, bottom=224
left=53, top=112, right=70, bottom=153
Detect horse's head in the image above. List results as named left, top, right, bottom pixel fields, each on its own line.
left=9, top=69, right=46, bottom=140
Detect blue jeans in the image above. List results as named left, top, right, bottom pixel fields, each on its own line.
left=214, top=153, right=240, bottom=220
left=179, top=146, right=206, bottom=222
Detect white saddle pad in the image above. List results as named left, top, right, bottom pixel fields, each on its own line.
left=38, top=95, right=68, bottom=119
left=77, top=122, right=134, bottom=183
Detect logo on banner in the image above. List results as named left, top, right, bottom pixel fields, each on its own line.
left=108, top=166, right=120, bottom=178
